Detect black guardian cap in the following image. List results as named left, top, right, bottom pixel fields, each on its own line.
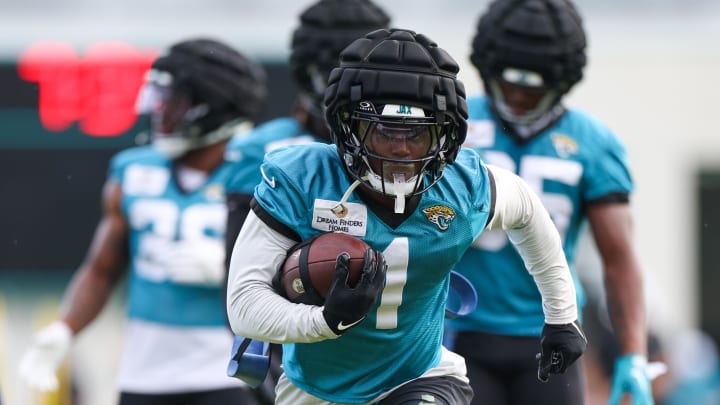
left=471, top=0, right=586, bottom=93
left=290, top=0, right=390, bottom=109
left=152, top=38, right=267, bottom=133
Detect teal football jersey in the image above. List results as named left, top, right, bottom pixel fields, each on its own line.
left=254, top=143, right=493, bottom=403
left=449, top=95, right=633, bottom=336
left=225, top=117, right=323, bottom=195
left=109, top=146, right=232, bottom=327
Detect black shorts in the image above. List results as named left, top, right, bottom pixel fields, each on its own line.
left=378, top=375, right=474, bottom=405
left=454, top=331, right=585, bottom=405
left=118, top=386, right=263, bottom=405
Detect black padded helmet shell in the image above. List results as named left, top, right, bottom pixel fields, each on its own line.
left=152, top=38, right=267, bottom=134
left=325, top=28, right=468, bottom=162
left=471, top=0, right=587, bottom=94
left=289, top=0, right=390, bottom=103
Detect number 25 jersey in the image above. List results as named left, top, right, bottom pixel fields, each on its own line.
left=450, top=95, right=633, bottom=337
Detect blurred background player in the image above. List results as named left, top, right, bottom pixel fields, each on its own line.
left=224, top=0, right=391, bottom=256
left=581, top=291, right=671, bottom=404
left=18, top=38, right=267, bottom=405
left=227, top=27, right=586, bottom=405
left=446, top=0, right=653, bottom=404
left=662, top=329, right=720, bottom=405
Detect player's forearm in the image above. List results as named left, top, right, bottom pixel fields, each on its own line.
left=487, top=165, right=577, bottom=324
left=605, top=261, right=647, bottom=355
left=60, top=268, right=117, bottom=334
left=227, top=279, right=334, bottom=343
left=506, top=217, right=577, bottom=325
left=226, top=211, right=336, bottom=343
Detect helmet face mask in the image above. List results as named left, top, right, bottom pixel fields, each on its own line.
left=136, top=71, right=213, bottom=158
left=487, top=74, right=560, bottom=132
left=339, top=101, right=451, bottom=199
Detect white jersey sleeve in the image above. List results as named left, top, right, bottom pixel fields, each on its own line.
left=485, top=164, right=578, bottom=325
left=226, top=211, right=338, bottom=343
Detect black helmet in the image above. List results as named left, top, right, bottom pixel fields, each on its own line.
left=324, top=28, right=467, bottom=210
left=471, top=0, right=586, bottom=133
left=138, top=38, right=267, bottom=157
left=290, top=0, right=390, bottom=111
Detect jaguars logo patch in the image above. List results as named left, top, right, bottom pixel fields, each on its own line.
left=422, top=205, right=456, bottom=231
left=551, top=133, right=579, bottom=158
left=203, top=184, right=225, bottom=201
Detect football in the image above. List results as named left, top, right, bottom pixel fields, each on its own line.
left=278, top=232, right=370, bottom=305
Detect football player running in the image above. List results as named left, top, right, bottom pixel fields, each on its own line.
left=18, top=38, right=268, bottom=405
left=446, top=1, right=652, bottom=404
left=226, top=28, right=586, bottom=405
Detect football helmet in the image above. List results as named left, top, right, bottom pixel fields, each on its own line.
left=290, top=0, right=390, bottom=115
left=324, top=29, right=467, bottom=212
left=136, top=38, right=267, bottom=158
left=471, top=0, right=586, bottom=137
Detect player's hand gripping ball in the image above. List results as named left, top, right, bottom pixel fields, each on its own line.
left=275, top=232, right=373, bottom=305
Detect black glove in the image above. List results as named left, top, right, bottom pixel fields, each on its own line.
left=322, top=249, right=387, bottom=335
left=537, top=320, right=587, bottom=383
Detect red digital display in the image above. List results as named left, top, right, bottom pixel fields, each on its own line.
left=17, top=41, right=158, bottom=137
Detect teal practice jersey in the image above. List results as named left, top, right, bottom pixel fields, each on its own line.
left=449, top=95, right=633, bottom=336
left=225, top=117, right=322, bottom=195
left=254, top=143, right=493, bottom=403
left=109, top=146, right=232, bottom=327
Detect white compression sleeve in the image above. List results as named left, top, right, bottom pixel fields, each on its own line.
left=485, top=164, right=578, bottom=325
left=226, top=211, right=338, bottom=343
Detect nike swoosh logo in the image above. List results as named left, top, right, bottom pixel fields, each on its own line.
left=260, top=166, right=275, bottom=188
left=337, top=317, right=365, bottom=331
